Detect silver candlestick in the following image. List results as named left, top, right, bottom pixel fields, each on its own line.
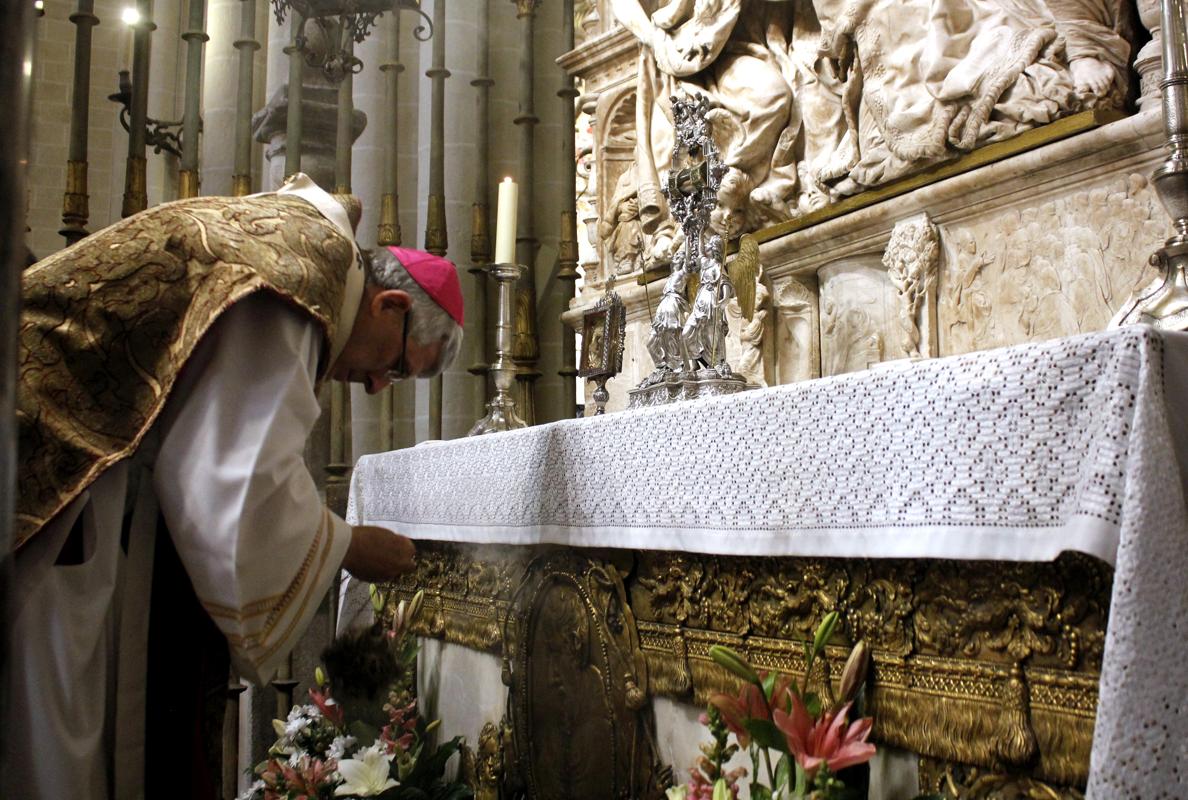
left=470, top=262, right=528, bottom=435
left=1112, top=0, right=1188, bottom=329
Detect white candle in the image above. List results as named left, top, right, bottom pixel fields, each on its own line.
left=494, top=176, right=518, bottom=264
left=121, top=6, right=140, bottom=73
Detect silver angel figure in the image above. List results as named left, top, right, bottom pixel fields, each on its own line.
left=644, top=248, right=691, bottom=384
left=682, top=234, right=734, bottom=375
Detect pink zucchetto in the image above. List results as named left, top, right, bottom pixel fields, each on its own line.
left=386, top=246, right=464, bottom=326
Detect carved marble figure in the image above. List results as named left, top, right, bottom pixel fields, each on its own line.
left=610, top=0, right=805, bottom=229
left=884, top=215, right=940, bottom=359
left=645, top=248, right=691, bottom=382
left=1047, top=0, right=1136, bottom=108
left=599, top=167, right=646, bottom=276
left=811, top=0, right=1127, bottom=193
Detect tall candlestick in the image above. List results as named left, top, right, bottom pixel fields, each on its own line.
left=494, top=176, right=517, bottom=264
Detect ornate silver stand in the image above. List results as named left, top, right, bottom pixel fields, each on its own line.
left=628, top=371, right=753, bottom=408
left=470, top=262, right=528, bottom=435
left=1112, top=0, right=1188, bottom=329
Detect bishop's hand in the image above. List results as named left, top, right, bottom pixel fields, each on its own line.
left=342, top=526, right=416, bottom=581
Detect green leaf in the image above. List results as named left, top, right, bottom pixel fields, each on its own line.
left=743, top=719, right=788, bottom=753
left=813, top=611, right=839, bottom=657
left=712, top=778, right=730, bottom=800
left=750, top=784, right=772, bottom=800
left=762, top=670, right=778, bottom=702
left=803, top=692, right=823, bottom=720
left=775, top=754, right=791, bottom=791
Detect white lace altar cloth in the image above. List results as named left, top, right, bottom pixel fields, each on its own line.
left=348, top=327, right=1188, bottom=797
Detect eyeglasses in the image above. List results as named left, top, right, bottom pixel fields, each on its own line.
left=384, top=309, right=412, bottom=383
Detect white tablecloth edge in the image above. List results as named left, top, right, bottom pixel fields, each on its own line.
left=356, top=514, right=1120, bottom=565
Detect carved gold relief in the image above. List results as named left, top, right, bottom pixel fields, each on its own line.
left=918, top=756, right=1086, bottom=799
left=385, top=544, right=1110, bottom=793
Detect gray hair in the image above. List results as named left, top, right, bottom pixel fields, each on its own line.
left=363, top=248, right=463, bottom=378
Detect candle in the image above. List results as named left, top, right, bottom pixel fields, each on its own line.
left=121, top=6, right=140, bottom=73
left=494, top=176, right=518, bottom=264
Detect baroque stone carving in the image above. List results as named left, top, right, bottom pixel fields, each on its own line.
left=883, top=214, right=940, bottom=359
left=941, top=174, right=1169, bottom=354
left=390, top=543, right=1111, bottom=791
left=603, top=0, right=1132, bottom=244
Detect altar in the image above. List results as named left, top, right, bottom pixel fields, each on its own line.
left=346, top=326, right=1188, bottom=799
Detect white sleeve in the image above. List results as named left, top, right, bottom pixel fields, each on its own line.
left=152, top=292, right=352, bottom=685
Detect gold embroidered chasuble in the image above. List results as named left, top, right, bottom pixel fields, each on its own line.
left=15, top=187, right=360, bottom=551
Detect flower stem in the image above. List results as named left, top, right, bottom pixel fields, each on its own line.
left=763, top=746, right=777, bottom=791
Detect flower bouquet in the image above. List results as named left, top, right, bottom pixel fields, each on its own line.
left=669, top=612, right=876, bottom=800
left=239, top=589, right=474, bottom=800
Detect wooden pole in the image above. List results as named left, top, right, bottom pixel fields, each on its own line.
left=121, top=0, right=153, bottom=217
left=557, top=0, right=579, bottom=411
left=231, top=0, right=258, bottom=196
left=178, top=0, right=208, bottom=198
left=467, top=0, right=492, bottom=385
left=425, top=0, right=449, bottom=439
left=283, top=10, right=304, bottom=179
left=511, top=0, right=540, bottom=424
left=1, top=0, right=35, bottom=760
left=60, top=0, right=97, bottom=245
left=379, top=10, right=403, bottom=450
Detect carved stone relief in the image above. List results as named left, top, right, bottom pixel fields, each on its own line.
left=819, top=257, right=906, bottom=376
left=884, top=214, right=940, bottom=359
left=940, top=173, right=1169, bottom=355
left=600, top=0, right=1133, bottom=242
left=773, top=276, right=819, bottom=384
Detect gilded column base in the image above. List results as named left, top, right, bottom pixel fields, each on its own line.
left=378, top=192, right=402, bottom=247
left=425, top=193, right=448, bottom=256
left=178, top=169, right=200, bottom=199
left=60, top=159, right=89, bottom=245
left=122, top=155, right=148, bottom=218
left=231, top=174, right=252, bottom=197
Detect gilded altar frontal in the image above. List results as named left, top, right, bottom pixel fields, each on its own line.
left=7, top=0, right=1188, bottom=798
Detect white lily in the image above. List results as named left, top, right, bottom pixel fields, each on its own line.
left=334, top=744, right=398, bottom=796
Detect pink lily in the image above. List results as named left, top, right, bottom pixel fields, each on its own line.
left=308, top=686, right=345, bottom=729
left=772, top=692, right=876, bottom=779
left=709, top=682, right=769, bottom=748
